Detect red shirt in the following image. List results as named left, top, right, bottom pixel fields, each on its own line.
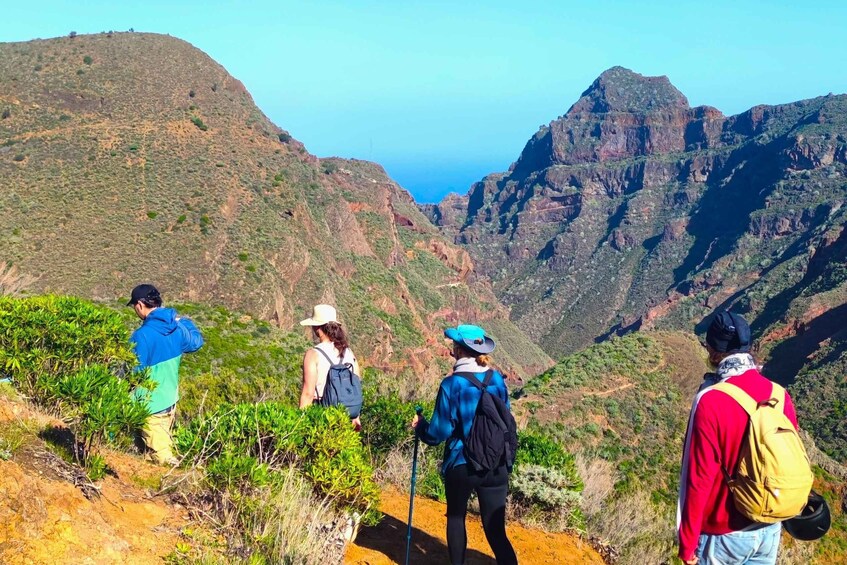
left=677, top=368, right=798, bottom=561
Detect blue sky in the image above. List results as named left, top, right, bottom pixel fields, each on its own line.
left=2, top=1, right=847, bottom=202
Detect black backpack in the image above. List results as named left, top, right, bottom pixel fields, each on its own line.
left=454, top=370, right=518, bottom=472
left=315, top=348, right=363, bottom=418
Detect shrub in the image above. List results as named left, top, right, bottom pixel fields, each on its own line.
left=175, top=402, right=379, bottom=521
left=1, top=109, right=9, bottom=119
left=0, top=296, right=150, bottom=475
left=13, top=154, right=24, bottom=162
left=515, top=429, right=583, bottom=490
left=0, top=295, right=139, bottom=398
left=511, top=464, right=583, bottom=527
left=508, top=429, right=585, bottom=530
left=191, top=116, right=208, bottom=131
left=54, top=364, right=150, bottom=461
left=278, top=132, right=291, bottom=143
left=83, top=55, right=93, bottom=65
left=146, top=211, right=158, bottom=219
left=321, top=161, right=338, bottom=175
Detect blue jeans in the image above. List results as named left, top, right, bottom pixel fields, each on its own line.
left=697, top=522, right=781, bottom=564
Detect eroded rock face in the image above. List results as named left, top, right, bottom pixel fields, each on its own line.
left=428, top=67, right=847, bottom=355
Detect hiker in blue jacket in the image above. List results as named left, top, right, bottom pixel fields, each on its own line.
left=128, top=284, right=204, bottom=465
left=412, top=324, right=517, bottom=565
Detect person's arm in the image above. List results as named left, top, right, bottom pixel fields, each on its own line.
left=678, top=399, right=721, bottom=562
left=415, top=383, right=455, bottom=446
left=177, top=317, right=204, bottom=353
left=300, top=349, right=319, bottom=409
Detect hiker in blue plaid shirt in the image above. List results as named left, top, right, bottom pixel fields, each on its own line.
left=412, top=324, right=518, bottom=565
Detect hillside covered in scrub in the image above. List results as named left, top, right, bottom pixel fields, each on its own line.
left=0, top=32, right=551, bottom=383
left=0, top=294, right=598, bottom=564
left=514, top=332, right=847, bottom=564
left=426, top=66, right=847, bottom=466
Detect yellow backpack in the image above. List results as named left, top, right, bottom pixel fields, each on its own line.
left=712, top=381, right=814, bottom=523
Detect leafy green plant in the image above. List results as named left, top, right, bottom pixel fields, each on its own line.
left=0, top=295, right=139, bottom=398
left=0, top=296, right=150, bottom=474
left=510, top=464, right=584, bottom=528
left=55, top=364, right=151, bottom=463
left=175, top=402, right=379, bottom=521
left=83, top=55, right=93, bottom=65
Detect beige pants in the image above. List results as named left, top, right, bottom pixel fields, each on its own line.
left=141, top=409, right=176, bottom=464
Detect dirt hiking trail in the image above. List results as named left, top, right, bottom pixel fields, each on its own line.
left=345, top=488, right=604, bottom=564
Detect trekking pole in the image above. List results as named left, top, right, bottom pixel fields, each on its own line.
left=405, top=406, right=424, bottom=565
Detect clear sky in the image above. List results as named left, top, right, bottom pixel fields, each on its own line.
left=3, top=1, right=847, bottom=202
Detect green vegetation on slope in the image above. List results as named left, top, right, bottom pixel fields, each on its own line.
left=0, top=33, right=550, bottom=385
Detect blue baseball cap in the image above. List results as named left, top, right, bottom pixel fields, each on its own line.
left=444, top=324, right=496, bottom=354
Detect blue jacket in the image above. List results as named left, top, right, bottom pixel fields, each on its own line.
left=130, top=308, right=204, bottom=413
left=417, top=358, right=511, bottom=474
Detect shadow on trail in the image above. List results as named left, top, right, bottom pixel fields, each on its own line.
left=354, top=512, right=495, bottom=564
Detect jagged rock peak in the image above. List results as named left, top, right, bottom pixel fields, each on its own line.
left=567, top=66, right=689, bottom=115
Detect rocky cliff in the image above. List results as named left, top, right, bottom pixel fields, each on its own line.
left=427, top=67, right=847, bottom=361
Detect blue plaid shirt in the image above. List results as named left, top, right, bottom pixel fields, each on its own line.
left=417, top=358, right=511, bottom=474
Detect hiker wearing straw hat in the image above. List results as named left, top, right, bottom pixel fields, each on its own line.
left=299, top=304, right=363, bottom=429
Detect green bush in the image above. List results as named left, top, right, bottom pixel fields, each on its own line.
left=55, top=364, right=150, bottom=459
left=0, top=295, right=139, bottom=398
left=0, top=296, right=150, bottom=474
left=175, top=402, right=379, bottom=521
left=190, top=116, right=208, bottom=131
left=515, top=429, right=584, bottom=491
left=83, top=55, right=93, bottom=65
left=511, top=464, right=584, bottom=528
left=359, top=390, right=424, bottom=460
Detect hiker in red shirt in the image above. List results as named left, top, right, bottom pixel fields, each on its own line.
left=677, top=311, right=799, bottom=564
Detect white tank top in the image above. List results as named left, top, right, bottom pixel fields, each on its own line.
left=314, top=341, right=356, bottom=399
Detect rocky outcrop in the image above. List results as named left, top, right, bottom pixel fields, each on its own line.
left=428, top=67, right=847, bottom=355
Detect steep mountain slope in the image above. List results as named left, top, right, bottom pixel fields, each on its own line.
left=515, top=331, right=847, bottom=564
left=0, top=32, right=551, bottom=382
left=425, top=67, right=847, bottom=363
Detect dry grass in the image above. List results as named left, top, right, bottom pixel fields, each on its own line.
left=167, top=465, right=349, bottom=564
left=576, top=454, right=616, bottom=517
left=585, top=491, right=675, bottom=565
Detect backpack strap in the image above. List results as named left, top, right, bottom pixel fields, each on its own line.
left=314, top=346, right=342, bottom=365
left=712, top=381, right=782, bottom=415
left=710, top=381, right=783, bottom=483
left=453, top=370, right=494, bottom=391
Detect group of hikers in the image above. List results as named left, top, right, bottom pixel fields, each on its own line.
left=127, top=282, right=829, bottom=565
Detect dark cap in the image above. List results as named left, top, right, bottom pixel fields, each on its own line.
left=127, top=284, right=161, bottom=306
left=706, top=311, right=751, bottom=353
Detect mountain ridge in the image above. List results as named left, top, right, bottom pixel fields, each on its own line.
left=0, top=32, right=552, bottom=382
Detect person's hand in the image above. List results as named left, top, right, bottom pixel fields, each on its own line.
left=683, top=557, right=698, bottom=565
left=411, top=414, right=421, bottom=429
left=352, top=417, right=362, bottom=432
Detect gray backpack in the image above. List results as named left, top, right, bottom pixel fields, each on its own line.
left=315, top=347, right=363, bottom=418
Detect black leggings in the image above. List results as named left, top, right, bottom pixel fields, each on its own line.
left=444, top=464, right=517, bottom=565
